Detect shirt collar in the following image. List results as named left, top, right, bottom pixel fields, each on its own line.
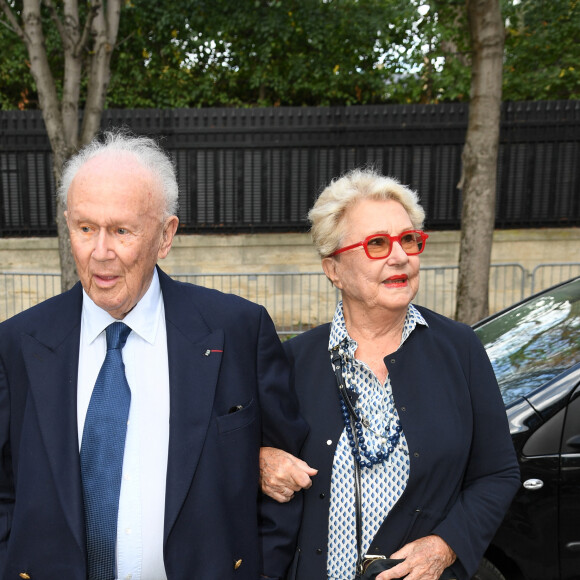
left=81, top=269, right=164, bottom=346
left=328, top=301, right=428, bottom=354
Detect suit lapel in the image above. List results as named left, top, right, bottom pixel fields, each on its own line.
left=22, top=285, right=85, bottom=554
left=159, top=270, right=225, bottom=541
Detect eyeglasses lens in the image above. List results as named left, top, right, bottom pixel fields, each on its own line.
left=401, top=232, right=423, bottom=254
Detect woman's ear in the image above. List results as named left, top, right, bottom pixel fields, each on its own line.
left=322, top=257, right=342, bottom=289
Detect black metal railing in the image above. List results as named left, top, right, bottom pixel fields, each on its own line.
left=1, top=100, right=579, bottom=237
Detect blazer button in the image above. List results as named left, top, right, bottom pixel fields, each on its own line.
left=19, top=574, right=31, bottom=579
left=234, top=559, right=242, bottom=570
left=316, top=548, right=322, bottom=555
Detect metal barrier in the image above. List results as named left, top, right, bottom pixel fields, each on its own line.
left=531, top=263, right=580, bottom=294
left=0, top=272, right=61, bottom=322
left=1, top=263, right=578, bottom=333
left=414, top=264, right=527, bottom=319
left=172, top=272, right=340, bottom=336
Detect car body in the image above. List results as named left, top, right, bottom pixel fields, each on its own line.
left=472, top=277, right=580, bottom=580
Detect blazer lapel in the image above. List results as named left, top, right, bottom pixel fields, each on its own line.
left=22, top=287, right=85, bottom=555
left=160, top=271, right=225, bottom=542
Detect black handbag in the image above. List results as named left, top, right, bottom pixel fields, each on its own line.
left=356, top=557, right=405, bottom=580
left=356, top=556, right=457, bottom=579
left=332, top=349, right=458, bottom=580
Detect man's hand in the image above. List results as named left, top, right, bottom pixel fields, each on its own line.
left=376, top=535, right=456, bottom=580
left=260, top=447, right=318, bottom=503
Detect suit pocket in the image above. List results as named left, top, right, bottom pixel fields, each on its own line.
left=215, top=397, right=261, bottom=531
left=216, top=397, right=257, bottom=435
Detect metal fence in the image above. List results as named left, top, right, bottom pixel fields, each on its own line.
left=1, top=100, right=579, bottom=237
left=0, top=271, right=61, bottom=322
left=530, top=262, right=580, bottom=293
left=414, top=263, right=528, bottom=319
left=2, top=263, right=578, bottom=334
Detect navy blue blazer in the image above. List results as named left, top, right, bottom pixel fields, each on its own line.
left=0, top=267, right=307, bottom=580
left=283, top=307, right=520, bottom=580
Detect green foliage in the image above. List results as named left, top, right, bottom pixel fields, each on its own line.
left=502, top=0, right=580, bottom=100
left=386, top=0, right=580, bottom=103
left=106, top=0, right=201, bottom=108
left=0, top=36, right=32, bottom=109
left=106, top=0, right=417, bottom=107
left=384, top=0, right=473, bottom=103
left=0, top=1, right=90, bottom=110
left=1, top=0, right=579, bottom=110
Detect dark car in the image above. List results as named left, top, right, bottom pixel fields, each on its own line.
left=471, top=277, right=580, bottom=580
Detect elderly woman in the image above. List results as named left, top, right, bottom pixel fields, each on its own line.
left=260, top=168, right=520, bottom=580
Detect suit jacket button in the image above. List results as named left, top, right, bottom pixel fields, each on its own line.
left=234, top=559, right=242, bottom=570
left=19, top=574, right=31, bottom=579
left=316, top=548, right=322, bottom=555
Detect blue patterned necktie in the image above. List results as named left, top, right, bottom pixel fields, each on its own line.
left=80, top=322, right=132, bottom=580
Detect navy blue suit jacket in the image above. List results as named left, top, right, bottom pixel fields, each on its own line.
left=283, top=307, right=520, bottom=580
left=0, top=268, right=307, bottom=580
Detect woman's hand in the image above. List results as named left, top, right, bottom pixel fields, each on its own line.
left=259, top=447, right=318, bottom=503
left=377, top=535, right=456, bottom=580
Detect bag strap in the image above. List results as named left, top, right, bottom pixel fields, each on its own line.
left=331, top=348, right=365, bottom=577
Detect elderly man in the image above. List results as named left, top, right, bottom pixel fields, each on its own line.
left=0, top=131, right=307, bottom=580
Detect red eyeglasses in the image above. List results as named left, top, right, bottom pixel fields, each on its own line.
left=331, top=230, right=429, bottom=259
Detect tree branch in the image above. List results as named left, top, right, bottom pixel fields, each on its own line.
left=0, top=0, right=25, bottom=40
left=77, top=0, right=102, bottom=56
left=81, top=0, right=122, bottom=145
left=115, top=28, right=137, bottom=49
left=19, top=0, right=70, bottom=168
left=41, top=0, right=67, bottom=43
left=60, top=0, right=83, bottom=149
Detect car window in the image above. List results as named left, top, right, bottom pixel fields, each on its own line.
left=475, top=279, right=580, bottom=406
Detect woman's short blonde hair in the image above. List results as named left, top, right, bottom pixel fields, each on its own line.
left=308, top=168, right=425, bottom=258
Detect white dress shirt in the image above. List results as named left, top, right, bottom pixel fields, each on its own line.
left=77, top=270, right=170, bottom=580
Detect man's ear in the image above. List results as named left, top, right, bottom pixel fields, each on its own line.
left=158, top=216, right=179, bottom=259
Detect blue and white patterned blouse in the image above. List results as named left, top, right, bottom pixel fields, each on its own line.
left=326, top=301, right=428, bottom=579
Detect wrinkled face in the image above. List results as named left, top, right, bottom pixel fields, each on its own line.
left=323, top=198, right=421, bottom=317
left=65, top=153, right=179, bottom=319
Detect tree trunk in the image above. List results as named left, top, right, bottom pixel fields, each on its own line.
left=1, top=0, right=122, bottom=291
left=81, top=0, right=121, bottom=144
left=455, top=0, right=505, bottom=324
left=19, top=0, right=77, bottom=290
